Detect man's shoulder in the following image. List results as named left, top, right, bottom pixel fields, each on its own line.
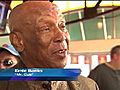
left=78, top=75, right=98, bottom=86
left=90, top=63, right=106, bottom=73
left=78, top=75, right=96, bottom=83
left=70, top=75, right=99, bottom=90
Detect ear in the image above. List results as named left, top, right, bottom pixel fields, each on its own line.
left=9, top=32, right=24, bottom=52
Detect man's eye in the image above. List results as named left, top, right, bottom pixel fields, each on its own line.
left=60, top=25, right=67, bottom=32
left=41, top=27, right=50, bottom=32
left=44, top=28, right=50, bottom=31
left=3, top=59, right=13, bottom=66
left=61, top=25, right=66, bottom=29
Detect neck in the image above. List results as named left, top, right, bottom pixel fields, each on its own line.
left=108, top=60, right=120, bottom=70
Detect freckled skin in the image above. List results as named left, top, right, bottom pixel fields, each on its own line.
left=9, top=1, right=70, bottom=68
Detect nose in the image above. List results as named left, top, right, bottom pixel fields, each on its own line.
left=54, top=28, right=66, bottom=43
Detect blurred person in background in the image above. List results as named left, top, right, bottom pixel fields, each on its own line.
left=0, top=1, right=99, bottom=90
left=0, top=43, right=20, bottom=69
left=88, top=45, right=120, bottom=90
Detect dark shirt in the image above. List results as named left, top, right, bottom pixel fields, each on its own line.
left=88, top=63, right=120, bottom=90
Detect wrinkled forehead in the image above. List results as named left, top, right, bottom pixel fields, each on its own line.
left=9, top=1, right=64, bottom=31
left=39, top=4, right=63, bottom=20
left=38, top=6, right=64, bottom=21
left=12, top=1, right=58, bottom=13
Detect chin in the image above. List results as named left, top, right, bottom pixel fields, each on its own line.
left=52, top=65, right=66, bottom=68
left=60, top=57, right=68, bottom=67
left=48, top=56, right=68, bottom=68
left=56, top=60, right=67, bottom=68
left=58, top=64, right=66, bottom=68
left=49, top=60, right=67, bottom=68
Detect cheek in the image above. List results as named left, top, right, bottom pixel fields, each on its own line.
left=65, top=32, right=70, bottom=49
left=66, top=32, right=70, bottom=41
left=36, top=32, right=54, bottom=48
left=118, top=56, right=120, bottom=59
left=23, top=31, right=37, bottom=49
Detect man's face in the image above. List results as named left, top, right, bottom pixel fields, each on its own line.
left=113, top=53, right=120, bottom=61
left=0, top=51, right=18, bottom=69
left=22, top=10, right=70, bottom=68
left=37, top=15, right=69, bottom=68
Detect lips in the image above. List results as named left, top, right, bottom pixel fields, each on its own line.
left=53, top=49, right=67, bottom=58
left=58, top=49, right=66, bottom=53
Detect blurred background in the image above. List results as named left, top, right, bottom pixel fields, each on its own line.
left=0, top=0, right=120, bottom=77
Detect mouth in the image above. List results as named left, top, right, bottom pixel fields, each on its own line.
left=53, top=49, right=68, bottom=58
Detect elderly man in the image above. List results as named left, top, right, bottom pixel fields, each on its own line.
left=0, top=1, right=99, bottom=90
left=9, top=1, right=69, bottom=68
